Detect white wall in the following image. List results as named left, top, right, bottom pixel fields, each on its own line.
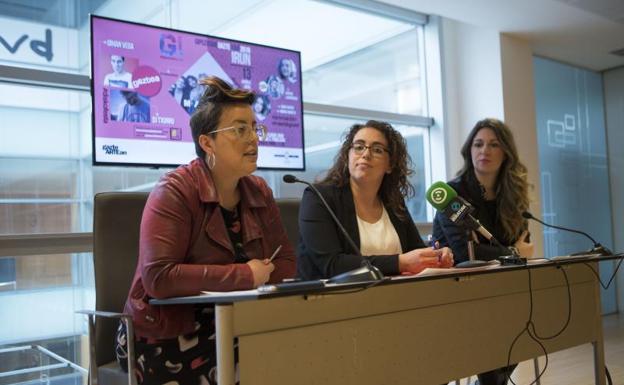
left=603, top=66, right=624, bottom=312
left=439, top=18, right=544, bottom=257
left=439, top=18, right=504, bottom=176
left=499, top=34, right=544, bottom=259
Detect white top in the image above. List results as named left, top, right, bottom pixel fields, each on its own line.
left=357, top=206, right=402, bottom=256
left=103, top=71, right=133, bottom=89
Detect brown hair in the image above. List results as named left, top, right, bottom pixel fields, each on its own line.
left=458, top=118, right=530, bottom=241
left=321, top=120, right=415, bottom=219
left=189, top=76, right=256, bottom=158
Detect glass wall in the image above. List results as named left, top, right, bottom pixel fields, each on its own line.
left=533, top=56, right=616, bottom=314
left=0, top=0, right=435, bottom=382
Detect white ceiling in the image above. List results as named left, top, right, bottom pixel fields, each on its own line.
left=380, top=0, right=624, bottom=71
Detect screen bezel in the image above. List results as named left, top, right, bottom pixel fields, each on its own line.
left=90, top=14, right=305, bottom=171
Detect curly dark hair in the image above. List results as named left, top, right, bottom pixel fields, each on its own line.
left=320, top=120, right=415, bottom=219
left=189, top=76, right=256, bottom=158
left=458, top=118, right=530, bottom=241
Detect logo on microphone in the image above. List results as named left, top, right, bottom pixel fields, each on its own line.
left=450, top=201, right=461, bottom=212
left=430, top=187, right=447, bottom=205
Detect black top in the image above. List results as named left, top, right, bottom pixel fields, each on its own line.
left=432, top=173, right=524, bottom=263
left=296, top=183, right=427, bottom=280
left=220, top=205, right=248, bottom=263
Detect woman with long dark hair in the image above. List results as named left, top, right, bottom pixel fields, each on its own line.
left=433, top=117, right=533, bottom=263
left=297, top=120, right=453, bottom=280
left=433, top=117, right=533, bottom=385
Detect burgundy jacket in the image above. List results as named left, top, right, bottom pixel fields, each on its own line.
left=124, top=158, right=296, bottom=339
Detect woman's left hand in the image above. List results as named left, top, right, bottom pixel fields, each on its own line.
left=437, top=246, right=454, bottom=268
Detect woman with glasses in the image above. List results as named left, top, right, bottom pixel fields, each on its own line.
left=432, top=118, right=532, bottom=385
left=116, top=76, right=295, bottom=385
left=297, top=120, right=453, bottom=281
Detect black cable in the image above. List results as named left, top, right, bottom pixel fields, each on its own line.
left=506, top=264, right=573, bottom=385
left=581, top=255, right=624, bottom=290
left=507, top=267, right=549, bottom=385
left=580, top=255, right=623, bottom=385
left=528, top=266, right=572, bottom=341
left=606, top=365, right=613, bottom=385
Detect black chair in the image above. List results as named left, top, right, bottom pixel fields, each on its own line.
left=78, top=192, right=149, bottom=385
left=79, top=193, right=300, bottom=385
left=275, top=198, right=300, bottom=247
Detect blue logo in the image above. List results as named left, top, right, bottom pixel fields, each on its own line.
left=450, top=201, right=461, bottom=212
left=160, top=34, right=181, bottom=57
left=102, top=144, right=127, bottom=155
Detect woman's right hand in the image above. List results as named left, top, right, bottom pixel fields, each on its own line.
left=247, top=259, right=275, bottom=288
left=514, top=230, right=534, bottom=258
left=398, top=247, right=447, bottom=274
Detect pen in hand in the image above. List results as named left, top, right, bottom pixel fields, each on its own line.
left=428, top=235, right=440, bottom=250
left=428, top=235, right=441, bottom=262
left=268, top=245, right=282, bottom=263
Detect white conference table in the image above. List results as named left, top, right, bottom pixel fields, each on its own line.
left=152, top=256, right=619, bottom=385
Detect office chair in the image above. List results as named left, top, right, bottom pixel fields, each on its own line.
left=78, top=192, right=149, bottom=385
left=275, top=198, right=300, bottom=247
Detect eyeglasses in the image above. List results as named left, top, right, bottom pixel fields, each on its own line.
left=211, top=124, right=267, bottom=141
left=350, top=142, right=389, bottom=157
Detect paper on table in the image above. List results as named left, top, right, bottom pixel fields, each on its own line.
left=419, top=261, right=502, bottom=276
left=526, top=258, right=550, bottom=264
left=550, top=254, right=595, bottom=261
left=200, top=289, right=259, bottom=296
left=389, top=260, right=500, bottom=280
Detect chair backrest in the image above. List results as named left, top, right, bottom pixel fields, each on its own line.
left=93, top=192, right=149, bottom=366
left=92, top=193, right=298, bottom=365
left=275, top=198, right=300, bottom=248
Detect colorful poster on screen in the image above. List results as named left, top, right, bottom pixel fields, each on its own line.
left=91, top=16, right=305, bottom=169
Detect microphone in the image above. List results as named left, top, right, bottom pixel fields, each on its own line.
left=426, top=181, right=522, bottom=267
left=283, top=174, right=384, bottom=283
left=426, top=181, right=501, bottom=245
left=522, top=211, right=612, bottom=256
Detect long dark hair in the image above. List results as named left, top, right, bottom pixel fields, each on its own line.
left=321, top=120, right=415, bottom=219
left=189, top=76, right=255, bottom=158
left=458, top=118, right=529, bottom=241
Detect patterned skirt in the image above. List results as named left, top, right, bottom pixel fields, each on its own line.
left=115, top=306, right=239, bottom=385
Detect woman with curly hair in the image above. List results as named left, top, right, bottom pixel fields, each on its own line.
left=433, top=118, right=533, bottom=265
left=297, top=120, right=453, bottom=280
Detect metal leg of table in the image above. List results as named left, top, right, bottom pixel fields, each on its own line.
left=216, top=304, right=235, bottom=385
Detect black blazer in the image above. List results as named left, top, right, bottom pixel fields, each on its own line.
left=296, top=183, right=426, bottom=280
left=432, top=174, right=522, bottom=263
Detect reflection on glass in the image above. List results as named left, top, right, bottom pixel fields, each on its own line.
left=303, top=29, right=424, bottom=115
left=0, top=1, right=430, bottom=377
left=258, top=114, right=428, bottom=222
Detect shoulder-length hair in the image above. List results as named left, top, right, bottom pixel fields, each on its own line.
left=458, top=118, right=530, bottom=241
left=321, top=120, right=415, bottom=219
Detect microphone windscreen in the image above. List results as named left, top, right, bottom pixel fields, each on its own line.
left=283, top=174, right=297, bottom=183
left=426, top=181, right=458, bottom=211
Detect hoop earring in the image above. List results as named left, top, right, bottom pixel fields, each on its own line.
left=206, top=152, right=216, bottom=170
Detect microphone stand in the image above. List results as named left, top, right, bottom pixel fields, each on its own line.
left=523, top=212, right=613, bottom=256
left=283, top=175, right=384, bottom=284
left=455, top=229, right=490, bottom=268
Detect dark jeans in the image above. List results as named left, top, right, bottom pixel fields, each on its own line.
left=477, top=364, right=518, bottom=385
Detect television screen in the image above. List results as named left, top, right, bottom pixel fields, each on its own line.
left=90, top=15, right=305, bottom=170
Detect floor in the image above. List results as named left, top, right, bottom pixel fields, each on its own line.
left=453, top=313, right=624, bottom=385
